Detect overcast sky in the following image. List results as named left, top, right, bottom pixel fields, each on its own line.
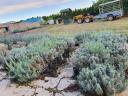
left=0, top=0, right=96, bottom=23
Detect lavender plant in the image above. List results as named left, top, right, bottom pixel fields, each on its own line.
left=5, top=34, right=72, bottom=83
left=78, top=64, right=126, bottom=96
left=73, top=32, right=128, bottom=96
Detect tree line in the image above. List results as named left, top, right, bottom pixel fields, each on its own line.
left=43, top=0, right=128, bottom=20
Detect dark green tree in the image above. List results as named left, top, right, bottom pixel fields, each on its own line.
left=123, top=0, right=128, bottom=15
left=45, top=0, right=127, bottom=20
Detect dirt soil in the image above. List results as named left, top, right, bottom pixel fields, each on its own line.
left=116, top=87, right=128, bottom=96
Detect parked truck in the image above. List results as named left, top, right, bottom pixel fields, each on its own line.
left=95, top=0, right=123, bottom=21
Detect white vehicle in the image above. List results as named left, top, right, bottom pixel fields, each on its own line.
left=95, top=0, right=123, bottom=21
left=48, top=19, right=55, bottom=25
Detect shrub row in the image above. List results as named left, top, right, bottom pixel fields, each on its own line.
left=78, top=64, right=125, bottom=96
left=0, top=33, right=50, bottom=50
left=4, top=33, right=74, bottom=83
left=72, top=32, right=128, bottom=96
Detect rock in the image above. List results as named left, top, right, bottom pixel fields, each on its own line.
left=12, top=41, right=27, bottom=48
left=57, top=78, right=76, bottom=90
left=62, top=91, right=84, bottom=96
left=44, top=77, right=62, bottom=88
left=0, top=79, right=11, bottom=89
left=12, top=86, right=34, bottom=96
left=17, top=41, right=27, bottom=47
left=36, top=88, right=53, bottom=96
left=0, top=65, right=4, bottom=70
left=0, top=82, right=17, bottom=96
left=31, top=77, right=60, bottom=89
left=55, top=93, right=63, bottom=96
left=0, top=61, right=83, bottom=96
left=31, top=80, right=45, bottom=88
left=0, top=71, right=6, bottom=80
left=58, top=67, right=74, bottom=78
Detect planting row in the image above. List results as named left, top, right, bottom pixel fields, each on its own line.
left=0, top=33, right=75, bottom=83
left=72, top=32, right=128, bottom=96
left=0, top=32, right=128, bottom=96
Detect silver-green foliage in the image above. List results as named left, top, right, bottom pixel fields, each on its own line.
left=73, top=32, right=128, bottom=69
left=73, top=32, right=128, bottom=96
left=6, top=57, right=40, bottom=83
left=72, top=41, right=109, bottom=68
left=6, top=34, right=69, bottom=83
left=78, top=64, right=126, bottom=96
left=0, top=33, right=50, bottom=49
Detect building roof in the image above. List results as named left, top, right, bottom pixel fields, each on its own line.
left=22, top=17, right=43, bottom=23
left=60, top=8, right=72, bottom=13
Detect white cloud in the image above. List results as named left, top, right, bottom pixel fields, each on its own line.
left=0, top=0, right=70, bottom=15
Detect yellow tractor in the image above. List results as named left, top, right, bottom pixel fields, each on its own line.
left=73, top=14, right=94, bottom=24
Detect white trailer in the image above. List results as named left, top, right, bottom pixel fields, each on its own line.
left=95, top=0, right=123, bottom=21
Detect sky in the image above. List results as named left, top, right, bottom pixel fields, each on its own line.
left=0, top=0, right=96, bottom=23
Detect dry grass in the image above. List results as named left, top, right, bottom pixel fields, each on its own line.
left=42, top=17, right=128, bottom=37
left=1, top=17, right=128, bottom=37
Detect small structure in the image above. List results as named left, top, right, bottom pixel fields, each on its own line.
left=0, top=17, right=44, bottom=33
left=60, top=8, right=72, bottom=14
left=8, top=22, right=41, bottom=33
left=56, top=18, right=63, bottom=24
left=0, top=22, right=41, bottom=33
left=48, top=19, right=55, bottom=25
left=22, top=17, right=43, bottom=23
left=0, top=27, right=8, bottom=33
left=0, top=24, right=9, bottom=33
left=60, top=8, right=73, bottom=24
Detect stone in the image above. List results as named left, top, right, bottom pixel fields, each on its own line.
left=12, top=41, right=27, bottom=49
left=62, top=91, right=84, bottom=96
left=17, top=41, right=27, bottom=47
left=44, top=77, right=62, bottom=88
left=31, top=80, right=45, bottom=88
left=58, top=67, right=74, bottom=78
left=57, top=78, right=76, bottom=90
left=0, top=79, right=11, bottom=89
left=31, top=77, right=60, bottom=89
left=36, top=88, right=53, bottom=96
left=0, top=65, right=4, bottom=70
left=13, top=86, right=34, bottom=96
left=0, top=71, right=6, bottom=80
left=55, top=93, right=63, bottom=96
left=0, top=62, right=83, bottom=96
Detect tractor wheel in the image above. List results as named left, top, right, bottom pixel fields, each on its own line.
left=77, top=19, right=83, bottom=24
left=107, top=15, right=114, bottom=21
left=85, top=18, right=90, bottom=23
